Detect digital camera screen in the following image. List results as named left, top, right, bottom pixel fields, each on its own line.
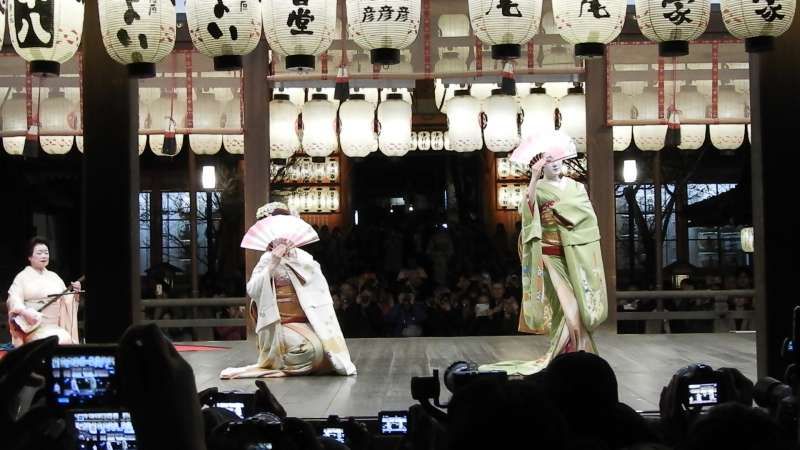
left=50, top=352, right=117, bottom=408
left=380, top=413, right=409, bottom=435
left=322, top=427, right=346, bottom=443
left=214, top=401, right=246, bottom=419
left=688, top=383, right=719, bottom=406
left=72, top=411, right=136, bottom=450
left=245, top=444, right=272, bottom=450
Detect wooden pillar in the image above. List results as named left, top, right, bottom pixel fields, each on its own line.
left=243, top=41, right=270, bottom=334
left=81, top=0, right=140, bottom=338
left=585, top=57, right=617, bottom=328
left=750, top=23, right=800, bottom=379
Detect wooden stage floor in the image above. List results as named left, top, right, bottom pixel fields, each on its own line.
left=183, top=330, right=756, bottom=418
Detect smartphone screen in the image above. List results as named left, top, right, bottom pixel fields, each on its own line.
left=48, top=346, right=118, bottom=408
left=379, top=411, right=409, bottom=435
left=71, top=410, right=136, bottom=450
left=209, top=392, right=254, bottom=419
left=322, top=427, right=346, bottom=443
left=688, top=382, right=719, bottom=406
left=245, top=444, right=273, bottom=450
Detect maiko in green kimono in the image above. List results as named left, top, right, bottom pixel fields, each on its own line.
left=481, top=153, right=608, bottom=376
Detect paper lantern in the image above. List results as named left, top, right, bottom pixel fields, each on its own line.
left=740, top=227, right=754, bottom=253
left=557, top=84, right=586, bottom=152
left=40, top=89, right=77, bottom=155
left=339, top=93, right=378, bottom=157
left=417, top=131, right=431, bottom=151
left=552, top=0, right=626, bottom=57
left=632, top=86, right=667, bottom=151
left=435, top=51, right=467, bottom=74
left=721, top=0, right=796, bottom=52
left=676, top=84, right=707, bottom=150
left=612, top=87, right=633, bottom=151
left=2, top=92, right=26, bottom=155
left=301, top=92, right=338, bottom=157
left=378, top=93, right=412, bottom=157
left=431, top=131, right=445, bottom=151
left=98, top=0, right=176, bottom=78
left=409, top=131, right=418, bottom=151
left=635, top=0, right=710, bottom=56
left=347, top=0, right=421, bottom=65
left=434, top=80, right=460, bottom=110
left=263, top=0, right=337, bottom=71
left=190, top=92, right=223, bottom=155
left=520, top=86, right=557, bottom=141
left=444, top=90, right=483, bottom=152
left=438, top=14, right=470, bottom=36
left=623, top=159, right=638, bottom=182
left=482, top=89, right=520, bottom=153
left=7, top=0, right=83, bottom=76
left=186, top=0, right=262, bottom=70
left=270, top=93, right=300, bottom=159
left=222, top=94, right=244, bottom=154
left=710, top=85, right=746, bottom=150
left=468, top=0, right=542, bottom=59
left=149, top=91, right=186, bottom=156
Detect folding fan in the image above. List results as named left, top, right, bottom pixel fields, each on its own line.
left=240, top=215, right=319, bottom=251
left=510, top=130, right=578, bottom=167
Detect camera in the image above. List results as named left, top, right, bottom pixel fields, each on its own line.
left=46, top=345, right=120, bottom=409
left=204, top=391, right=256, bottom=419
left=218, top=412, right=283, bottom=450
left=320, top=415, right=347, bottom=444
left=379, top=410, right=409, bottom=435
left=678, top=364, right=725, bottom=409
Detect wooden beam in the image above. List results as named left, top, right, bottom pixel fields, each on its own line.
left=585, top=56, right=617, bottom=329
left=81, top=0, right=140, bottom=338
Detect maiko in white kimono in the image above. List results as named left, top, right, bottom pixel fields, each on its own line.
left=220, top=247, right=356, bottom=378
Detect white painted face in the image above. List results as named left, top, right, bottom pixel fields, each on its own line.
left=542, top=156, right=563, bottom=181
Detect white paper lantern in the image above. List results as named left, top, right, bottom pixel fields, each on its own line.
left=520, top=86, right=557, bottom=142
left=740, top=227, right=754, bottom=252
left=2, top=92, right=26, bottom=155
left=222, top=93, right=243, bottom=154
left=444, top=90, right=483, bottom=152
left=632, top=86, right=667, bottom=151
left=721, top=0, right=796, bottom=52
left=190, top=92, right=223, bottom=155
left=40, top=89, right=77, bottom=155
left=431, top=131, right=445, bottom=151
left=301, top=92, right=338, bottom=157
left=378, top=93, right=412, bottom=157
left=270, top=93, right=300, bottom=159
left=409, top=131, right=418, bottom=151
left=435, top=51, right=467, bottom=75
left=676, top=84, right=707, bottom=150
left=482, top=89, right=520, bottom=153
left=709, top=85, right=746, bottom=151
left=471, top=83, right=496, bottom=101
left=552, top=0, right=626, bottom=57
left=186, top=0, right=262, bottom=71
left=7, top=0, right=83, bottom=76
left=339, top=93, right=377, bottom=157
left=99, top=0, right=176, bottom=78
left=138, top=98, right=149, bottom=155
left=417, top=131, right=431, bottom=151
left=635, top=0, right=710, bottom=56
left=557, top=84, right=586, bottom=152
left=612, top=87, right=633, bottom=151
left=469, top=0, right=542, bottom=59
left=264, top=0, right=337, bottom=71
left=438, top=14, right=470, bottom=37
left=149, top=91, right=186, bottom=156
left=347, top=0, right=421, bottom=65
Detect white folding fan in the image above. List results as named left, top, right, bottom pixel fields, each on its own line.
left=240, top=215, right=320, bottom=251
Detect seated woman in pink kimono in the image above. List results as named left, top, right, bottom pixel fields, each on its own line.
left=220, top=203, right=356, bottom=378
left=7, top=237, right=81, bottom=346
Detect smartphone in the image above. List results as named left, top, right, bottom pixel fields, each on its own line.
left=687, top=382, right=720, bottom=406
left=208, top=392, right=254, bottom=419
left=245, top=444, right=273, bottom=450
left=322, top=427, right=346, bottom=444
left=47, top=345, right=119, bottom=409
left=379, top=410, right=409, bottom=435
left=70, top=410, right=136, bottom=450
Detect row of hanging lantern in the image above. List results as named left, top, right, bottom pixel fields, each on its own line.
left=611, top=83, right=750, bottom=152
left=2, top=0, right=794, bottom=79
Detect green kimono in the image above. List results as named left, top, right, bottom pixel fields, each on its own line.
left=480, top=177, right=608, bottom=375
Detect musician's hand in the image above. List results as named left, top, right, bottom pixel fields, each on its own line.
left=20, top=308, right=42, bottom=325
left=70, top=281, right=81, bottom=292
